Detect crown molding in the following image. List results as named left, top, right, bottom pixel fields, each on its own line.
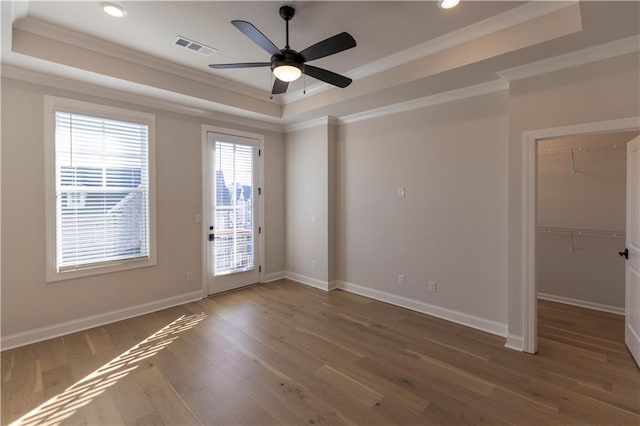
left=284, top=116, right=339, bottom=133
left=339, top=79, right=508, bottom=125
left=282, top=1, right=578, bottom=104
left=13, top=16, right=276, bottom=103
left=1, top=64, right=285, bottom=133
left=497, top=35, right=640, bottom=82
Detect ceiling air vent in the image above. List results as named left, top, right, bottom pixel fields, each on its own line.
left=174, top=36, right=217, bottom=56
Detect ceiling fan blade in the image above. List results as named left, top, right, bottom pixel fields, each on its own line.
left=231, top=20, right=281, bottom=56
left=303, top=65, right=352, bottom=88
left=209, top=62, right=270, bottom=69
left=299, top=32, right=356, bottom=62
left=272, top=78, right=289, bottom=95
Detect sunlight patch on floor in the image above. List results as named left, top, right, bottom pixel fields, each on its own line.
left=11, top=312, right=207, bottom=426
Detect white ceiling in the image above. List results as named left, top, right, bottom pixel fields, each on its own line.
left=23, top=1, right=522, bottom=92
left=2, top=1, right=639, bottom=126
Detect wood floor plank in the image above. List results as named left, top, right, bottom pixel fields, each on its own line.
left=36, top=338, right=68, bottom=372
left=132, top=366, right=201, bottom=425
left=306, top=379, right=398, bottom=425
left=105, top=376, right=155, bottom=423
left=198, top=363, right=279, bottom=426
left=73, top=391, right=126, bottom=426
left=313, top=364, right=383, bottom=407
left=369, top=396, right=426, bottom=425
left=2, top=280, right=639, bottom=425
left=182, top=388, right=241, bottom=426
left=126, top=410, right=164, bottom=426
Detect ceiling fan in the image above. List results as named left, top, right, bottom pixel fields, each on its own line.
left=209, top=5, right=356, bottom=95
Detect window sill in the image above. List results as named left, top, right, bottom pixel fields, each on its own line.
left=46, top=256, right=157, bottom=283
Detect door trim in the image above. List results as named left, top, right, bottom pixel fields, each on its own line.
left=520, top=116, right=640, bottom=354
left=201, top=125, right=265, bottom=297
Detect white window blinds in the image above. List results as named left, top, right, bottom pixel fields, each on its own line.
left=55, top=111, right=150, bottom=270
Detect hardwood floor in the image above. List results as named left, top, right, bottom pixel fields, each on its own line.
left=2, top=280, right=639, bottom=425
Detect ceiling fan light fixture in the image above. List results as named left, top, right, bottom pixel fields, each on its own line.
left=210, top=6, right=356, bottom=95
left=273, top=64, right=302, bottom=82
left=100, top=2, right=127, bottom=17
left=438, top=0, right=460, bottom=9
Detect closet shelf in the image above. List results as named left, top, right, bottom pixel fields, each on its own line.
left=537, top=143, right=620, bottom=156
left=537, top=226, right=625, bottom=238
left=538, top=226, right=624, bottom=252
left=537, top=143, right=622, bottom=173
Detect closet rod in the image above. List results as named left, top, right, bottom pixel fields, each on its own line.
left=537, top=226, right=625, bottom=238
left=537, top=143, right=619, bottom=156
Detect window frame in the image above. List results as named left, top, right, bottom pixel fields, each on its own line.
left=44, top=96, right=157, bottom=282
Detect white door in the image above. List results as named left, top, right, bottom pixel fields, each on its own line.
left=206, top=132, right=261, bottom=294
left=625, top=135, right=640, bottom=367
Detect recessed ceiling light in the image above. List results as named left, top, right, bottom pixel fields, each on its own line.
left=100, top=2, right=127, bottom=18
left=438, top=0, right=460, bottom=9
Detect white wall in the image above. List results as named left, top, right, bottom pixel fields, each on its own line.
left=507, top=53, right=640, bottom=337
left=285, top=123, right=336, bottom=286
left=0, top=77, right=285, bottom=339
left=264, top=128, right=286, bottom=278
left=536, top=134, right=632, bottom=309
left=337, top=91, right=509, bottom=329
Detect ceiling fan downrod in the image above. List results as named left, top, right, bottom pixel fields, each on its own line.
left=279, top=5, right=295, bottom=49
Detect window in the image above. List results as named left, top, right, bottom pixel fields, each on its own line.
left=45, top=97, right=156, bottom=281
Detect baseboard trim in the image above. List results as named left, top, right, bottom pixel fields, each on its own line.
left=335, top=280, right=508, bottom=337
left=1, top=290, right=203, bottom=351
left=284, top=271, right=331, bottom=291
left=263, top=271, right=286, bottom=283
left=504, top=334, right=524, bottom=351
left=537, top=293, right=624, bottom=315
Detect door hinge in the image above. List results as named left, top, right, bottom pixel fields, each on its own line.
left=259, top=226, right=262, bottom=234
left=259, top=265, right=262, bottom=272
left=258, top=187, right=262, bottom=195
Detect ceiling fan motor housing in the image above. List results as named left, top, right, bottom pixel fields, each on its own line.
left=271, top=49, right=304, bottom=72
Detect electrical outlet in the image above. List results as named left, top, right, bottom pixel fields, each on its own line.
left=398, top=186, right=405, bottom=197
left=398, top=274, right=405, bottom=285
left=428, top=280, right=437, bottom=292
left=312, top=260, right=317, bottom=269
left=195, top=214, right=202, bottom=224
left=186, top=271, right=193, bottom=281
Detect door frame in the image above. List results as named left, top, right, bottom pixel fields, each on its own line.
left=201, top=125, right=265, bottom=297
left=520, top=116, right=640, bottom=354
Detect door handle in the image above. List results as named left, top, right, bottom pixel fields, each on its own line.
left=209, top=233, right=215, bottom=241
left=619, top=248, right=629, bottom=260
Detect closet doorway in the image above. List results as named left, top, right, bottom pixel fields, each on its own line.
left=537, top=133, right=632, bottom=314
left=535, top=130, right=639, bottom=365
left=521, top=117, right=640, bottom=363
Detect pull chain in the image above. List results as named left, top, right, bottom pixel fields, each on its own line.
left=269, top=69, right=274, bottom=100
